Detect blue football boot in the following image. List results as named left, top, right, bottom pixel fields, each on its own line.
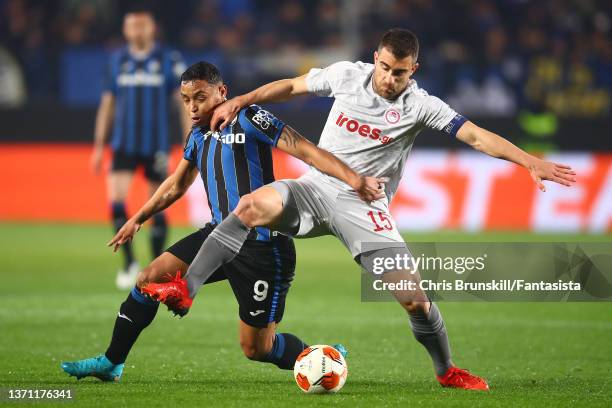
left=332, top=343, right=348, bottom=359
left=61, top=354, right=124, bottom=382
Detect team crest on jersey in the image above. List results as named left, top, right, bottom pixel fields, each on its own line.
left=384, top=108, right=401, bottom=125
left=147, top=60, right=160, bottom=72
left=121, top=61, right=134, bottom=72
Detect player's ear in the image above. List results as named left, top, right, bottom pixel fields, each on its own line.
left=373, top=50, right=379, bottom=64
left=219, top=84, right=228, bottom=99
left=412, top=62, right=419, bottom=75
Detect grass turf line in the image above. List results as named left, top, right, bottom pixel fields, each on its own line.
left=0, top=223, right=610, bottom=407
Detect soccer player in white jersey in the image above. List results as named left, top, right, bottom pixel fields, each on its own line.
left=145, top=29, right=576, bottom=390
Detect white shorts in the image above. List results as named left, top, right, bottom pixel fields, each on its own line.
left=275, top=171, right=405, bottom=257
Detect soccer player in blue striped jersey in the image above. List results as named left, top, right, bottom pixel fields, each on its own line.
left=61, top=61, right=382, bottom=382
left=91, top=8, right=189, bottom=289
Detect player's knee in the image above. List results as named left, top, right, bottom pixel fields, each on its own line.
left=135, top=269, right=152, bottom=288
left=135, top=273, right=147, bottom=289
left=136, top=264, right=162, bottom=287
left=234, top=194, right=260, bottom=228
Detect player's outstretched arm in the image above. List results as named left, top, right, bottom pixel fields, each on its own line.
left=456, top=121, right=577, bottom=192
left=91, top=92, right=115, bottom=174
left=108, top=159, right=198, bottom=251
left=276, top=125, right=386, bottom=202
left=211, top=74, right=310, bottom=131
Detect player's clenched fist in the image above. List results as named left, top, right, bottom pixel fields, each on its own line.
left=210, top=97, right=242, bottom=131
left=108, top=218, right=142, bottom=252
left=354, top=176, right=388, bottom=202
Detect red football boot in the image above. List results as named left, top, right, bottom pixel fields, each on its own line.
left=436, top=367, right=489, bottom=390
left=141, top=271, right=193, bottom=317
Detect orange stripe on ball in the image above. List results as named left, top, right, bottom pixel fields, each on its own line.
left=296, top=373, right=311, bottom=391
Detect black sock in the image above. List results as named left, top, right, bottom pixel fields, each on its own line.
left=111, top=201, right=135, bottom=270
left=264, top=333, right=308, bottom=370
left=105, top=287, right=159, bottom=365
left=150, top=213, right=167, bottom=258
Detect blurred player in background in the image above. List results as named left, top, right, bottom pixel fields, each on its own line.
left=61, top=61, right=381, bottom=382
left=91, top=7, right=189, bottom=289
left=153, top=28, right=577, bottom=390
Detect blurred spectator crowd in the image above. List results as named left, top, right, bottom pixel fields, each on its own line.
left=1, top=0, right=610, bottom=117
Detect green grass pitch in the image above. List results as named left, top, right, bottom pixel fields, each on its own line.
left=1, top=222, right=611, bottom=407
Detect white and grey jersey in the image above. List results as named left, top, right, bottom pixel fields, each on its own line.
left=305, top=60, right=466, bottom=201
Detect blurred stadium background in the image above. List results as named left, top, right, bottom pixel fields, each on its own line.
left=1, top=0, right=611, bottom=231
left=0, top=1, right=611, bottom=406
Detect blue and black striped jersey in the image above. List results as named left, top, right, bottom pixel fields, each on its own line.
left=104, top=44, right=185, bottom=156
left=184, top=105, right=285, bottom=241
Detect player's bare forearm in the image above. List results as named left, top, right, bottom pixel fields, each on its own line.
left=211, top=76, right=310, bottom=131
left=457, top=121, right=576, bottom=191
left=133, top=179, right=180, bottom=224
left=276, top=126, right=385, bottom=201
left=456, top=121, right=532, bottom=166
left=304, top=145, right=362, bottom=189
left=108, top=166, right=194, bottom=250
left=90, top=92, right=115, bottom=173
left=134, top=160, right=198, bottom=223
left=93, top=92, right=115, bottom=148
left=277, top=126, right=359, bottom=186
left=237, top=74, right=310, bottom=106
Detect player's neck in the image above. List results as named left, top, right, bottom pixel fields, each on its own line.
left=194, top=118, right=212, bottom=131
left=128, top=42, right=155, bottom=59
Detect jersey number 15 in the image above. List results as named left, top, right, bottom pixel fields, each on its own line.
left=367, top=210, right=393, bottom=232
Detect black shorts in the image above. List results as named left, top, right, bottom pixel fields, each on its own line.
left=111, top=150, right=168, bottom=182
left=166, top=223, right=296, bottom=328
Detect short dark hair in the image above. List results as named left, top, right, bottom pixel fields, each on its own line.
left=180, top=61, right=223, bottom=85
left=124, top=5, right=155, bottom=19
left=378, top=28, right=419, bottom=60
